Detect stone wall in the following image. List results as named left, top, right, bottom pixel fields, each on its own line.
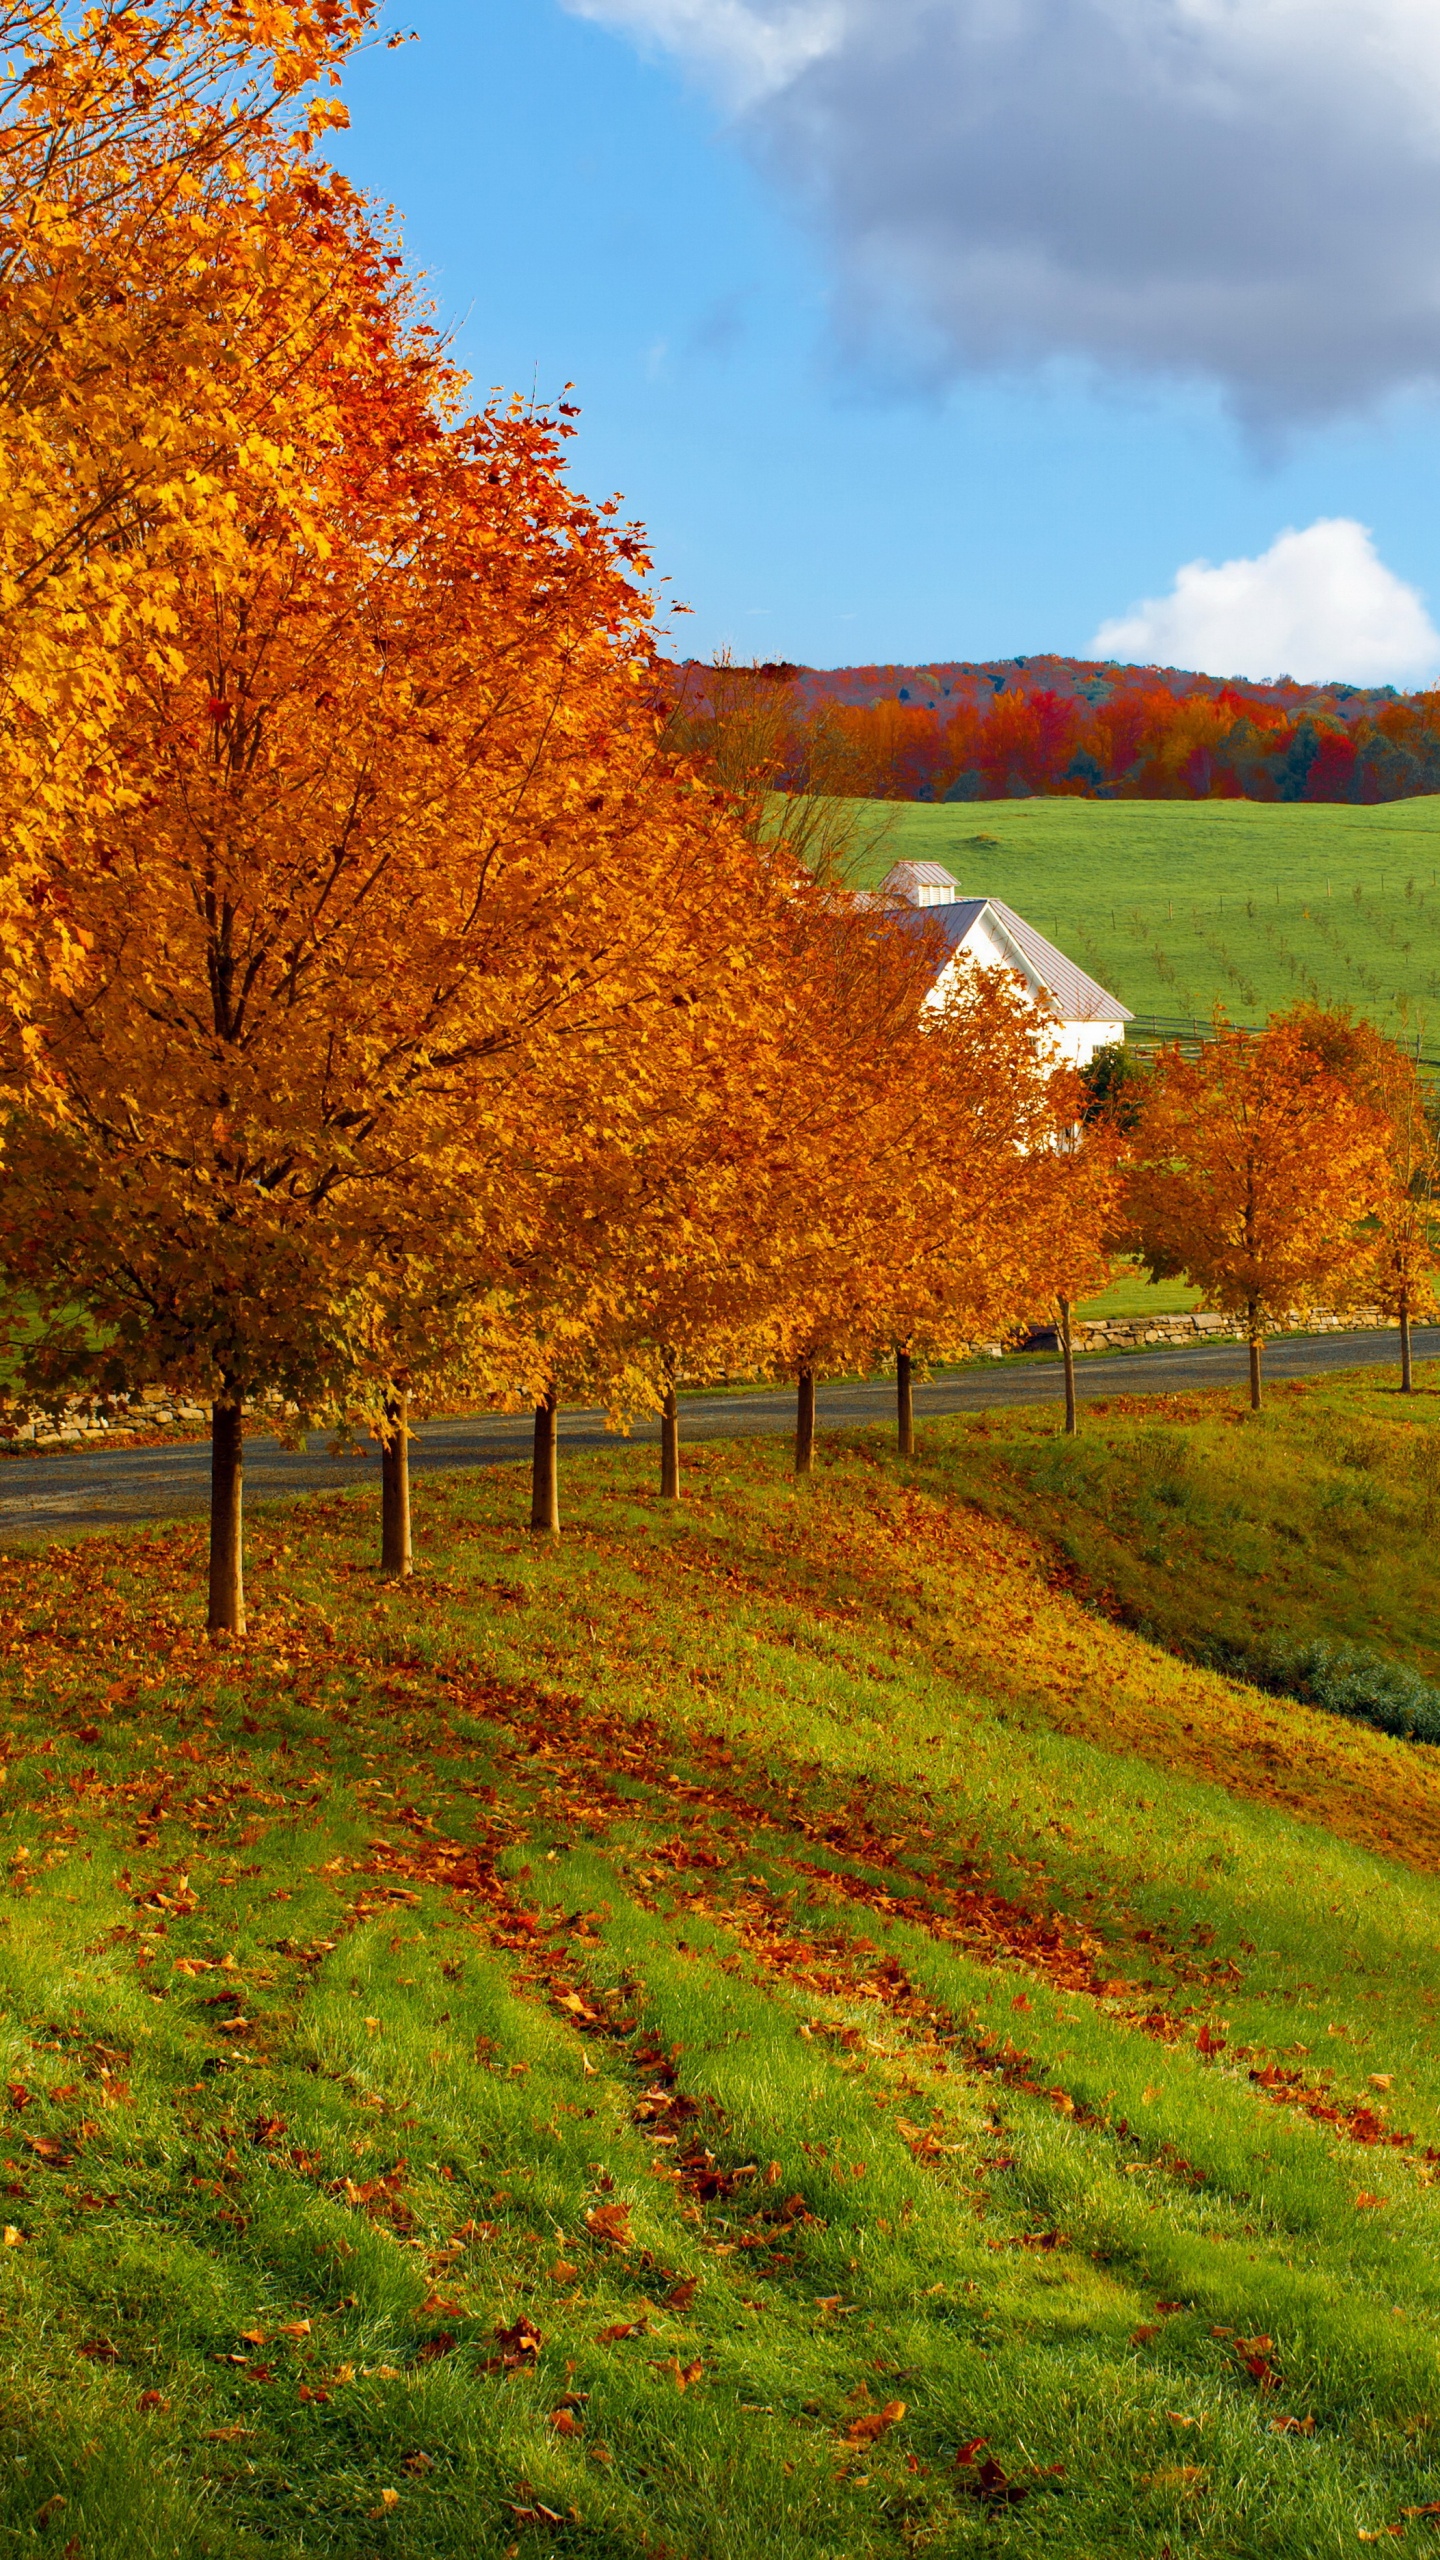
left=1021, top=1307, right=1396, bottom=1356
left=5, top=1385, right=219, bottom=1450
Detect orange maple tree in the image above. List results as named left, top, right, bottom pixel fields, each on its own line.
left=1284, top=1011, right=1440, bottom=1394
left=460, top=837, right=803, bottom=1530
left=1122, top=1013, right=1390, bottom=1409
left=717, top=895, right=1094, bottom=1472
left=877, top=970, right=1122, bottom=1453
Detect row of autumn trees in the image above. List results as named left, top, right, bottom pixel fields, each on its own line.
left=666, top=661, right=1440, bottom=806
left=0, top=0, right=1431, bottom=1646
left=0, top=0, right=1121, bottom=1636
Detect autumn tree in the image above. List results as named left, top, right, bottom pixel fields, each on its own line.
left=1122, top=1014, right=1390, bottom=1410
left=1285, top=1010, right=1440, bottom=1393
left=1356, top=1058, right=1439, bottom=1394
left=869, top=966, right=1122, bottom=1452
left=738, top=890, right=952, bottom=1474
left=460, top=833, right=802, bottom=1531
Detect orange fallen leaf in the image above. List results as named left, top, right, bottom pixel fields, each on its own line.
left=845, top=2399, right=905, bottom=2445
left=584, top=2204, right=633, bottom=2248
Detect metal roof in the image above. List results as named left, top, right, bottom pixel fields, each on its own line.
left=894, top=896, right=1132, bottom=1024
left=881, top=860, right=962, bottom=893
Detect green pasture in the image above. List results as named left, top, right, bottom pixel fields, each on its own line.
left=862, top=795, right=1440, bottom=1040
left=1078, top=1265, right=1202, bottom=1319
left=6, top=1378, right=1440, bottom=2552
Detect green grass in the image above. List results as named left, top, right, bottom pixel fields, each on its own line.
left=1077, top=1266, right=1202, bottom=1320
left=7, top=1387, right=1440, bottom=2552
left=858, top=796, right=1440, bottom=1040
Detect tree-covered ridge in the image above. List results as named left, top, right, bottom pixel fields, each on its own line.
left=670, top=656, right=1440, bottom=803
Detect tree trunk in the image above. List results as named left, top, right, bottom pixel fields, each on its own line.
left=207, top=1390, right=246, bottom=1637
left=795, top=1366, right=815, bottom=1477
left=1059, top=1296, right=1077, bottom=1436
left=1401, top=1297, right=1414, bottom=1395
left=897, top=1349, right=915, bottom=1458
left=1248, top=1300, right=1263, bottom=1412
left=531, top=1385, right=559, bottom=1536
left=660, top=1379, right=680, bottom=1499
left=380, top=1390, right=412, bottom=1576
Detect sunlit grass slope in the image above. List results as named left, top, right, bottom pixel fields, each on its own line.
left=5, top=1396, right=1440, bottom=2554
left=864, top=795, right=1440, bottom=1038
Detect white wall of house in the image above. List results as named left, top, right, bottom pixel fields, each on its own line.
left=924, top=922, right=1125, bottom=1071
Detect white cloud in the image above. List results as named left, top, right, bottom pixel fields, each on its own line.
left=565, top=0, right=1440, bottom=421
left=1090, top=519, right=1440, bottom=685
left=562, top=0, right=842, bottom=106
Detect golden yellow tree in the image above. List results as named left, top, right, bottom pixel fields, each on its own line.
left=1360, top=1062, right=1439, bottom=1395
left=1279, top=1009, right=1440, bottom=1394
left=455, top=833, right=796, bottom=1531
left=1123, top=1013, right=1390, bottom=1410
left=875, top=974, right=1120, bottom=1455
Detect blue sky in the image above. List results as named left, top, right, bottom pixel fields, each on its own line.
left=328, top=0, right=1440, bottom=681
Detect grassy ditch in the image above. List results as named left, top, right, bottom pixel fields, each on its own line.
left=947, top=1360, right=1440, bottom=1687
left=2, top=1405, right=1440, bottom=2553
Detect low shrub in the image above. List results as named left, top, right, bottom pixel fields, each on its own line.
left=1198, top=1632, right=1440, bottom=1747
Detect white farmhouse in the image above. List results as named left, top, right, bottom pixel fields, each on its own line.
left=879, top=860, right=1131, bottom=1071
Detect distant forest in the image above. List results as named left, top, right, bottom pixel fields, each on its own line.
left=667, top=655, right=1440, bottom=803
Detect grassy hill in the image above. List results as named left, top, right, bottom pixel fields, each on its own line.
left=7, top=1375, right=1440, bottom=2554
left=861, top=796, right=1440, bottom=1042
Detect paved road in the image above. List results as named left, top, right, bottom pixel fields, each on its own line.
left=0, top=1323, right=1432, bottom=1546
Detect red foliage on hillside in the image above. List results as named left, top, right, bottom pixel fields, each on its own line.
left=666, top=655, right=1440, bottom=804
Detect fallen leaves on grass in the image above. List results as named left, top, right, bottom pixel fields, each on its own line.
left=489, top=2317, right=541, bottom=2371
left=954, top=2441, right=1061, bottom=2505
left=844, top=2400, right=905, bottom=2445
left=650, top=2356, right=703, bottom=2392
left=584, top=2203, right=633, bottom=2248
